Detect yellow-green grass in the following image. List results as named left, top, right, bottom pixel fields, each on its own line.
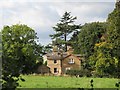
left=18, top=75, right=119, bottom=88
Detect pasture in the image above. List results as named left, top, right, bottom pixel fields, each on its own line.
left=18, top=75, right=119, bottom=88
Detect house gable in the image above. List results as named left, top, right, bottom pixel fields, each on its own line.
left=62, top=54, right=81, bottom=73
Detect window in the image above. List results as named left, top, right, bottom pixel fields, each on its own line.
left=66, top=67, right=71, bottom=70
left=68, top=58, right=74, bottom=64
left=54, top=68, right=58, bottom=73
left=54, top=60, right=57, bottom=64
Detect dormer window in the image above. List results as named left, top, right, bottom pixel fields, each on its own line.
left=54, top=60, right=57, bottom=64
left=68, top=58, right=74, bottom=64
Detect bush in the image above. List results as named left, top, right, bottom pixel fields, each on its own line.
left=92, top=72, right=110, bottom=78
left=65, top=69, right=92, bottom=77
left=84, top=69, right=92, bottom=77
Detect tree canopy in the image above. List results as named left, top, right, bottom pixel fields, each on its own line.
left=89, top=1, right=120, bottom=77
left=2, top=24, right=43, bottom=88
left=77, top=22, right=107, bottom=57
left=76, top=22, right=107, bottom=70
left=106, top=1, right=120, bottom=77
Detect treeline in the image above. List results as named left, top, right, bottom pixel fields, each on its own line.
left=50, top=1, right=120, bottom=78
left=75, top=1, right=120, bottom=77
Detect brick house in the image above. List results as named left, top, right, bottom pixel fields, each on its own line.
left=46, top=46, right=82, bottom=75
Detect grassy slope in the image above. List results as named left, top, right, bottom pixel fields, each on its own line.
left=18, top=75, right=119, bottom=88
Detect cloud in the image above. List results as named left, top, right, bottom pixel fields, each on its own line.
left=0, top=0, right=115, bottom=2
left=0, top=1, right=115, bottom=45
left=49, top=2, right=115, bottom=24
left=2, top=2, right=60, bottom=29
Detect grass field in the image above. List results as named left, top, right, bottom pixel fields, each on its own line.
left=18, top=75, right=119, bottom=88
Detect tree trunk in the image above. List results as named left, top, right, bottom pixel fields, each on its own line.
left=64, top=33, right=67, bottom=52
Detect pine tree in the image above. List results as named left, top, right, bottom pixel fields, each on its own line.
left=50, top=12, right=80, bottom=51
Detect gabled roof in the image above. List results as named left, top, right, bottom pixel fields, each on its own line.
left=74, top=54, right=85, bottom=57
left=63, top=54, right=81, bottom=60
left=45, top=45, right=84, bottom=60
left=46, top=52, right=82, bottom=61
left=46, top=52, right=69, bottom=60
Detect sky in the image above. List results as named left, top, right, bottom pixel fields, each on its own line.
left=0, top=0, right=116, bottom=45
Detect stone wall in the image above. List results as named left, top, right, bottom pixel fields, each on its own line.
left=62, top=55, right=81, bottom=74
left=47, top=59, right=62, bottom=75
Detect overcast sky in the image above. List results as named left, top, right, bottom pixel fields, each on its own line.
left=0, top=0, right=115, bottom=45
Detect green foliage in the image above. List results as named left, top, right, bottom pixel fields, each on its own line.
left=115, top=81, right=120, bottom=89
left=66, top=69, right=82, bottom=77
left=0, top=32, right=2, bottom=78
left=106, top=1, right=120, bottom=78
left=42, top=44, right=52, bottom=54
left=2, top=24, right=43, bottom=89
left=89, top=42, right=118, bottom=77
left=50, top=11, right=80, bottom=51
left=78, top=22, right=107, bottom=57
left=89, top=1, right=120, bottom=77
left=69, top=30, right=80, bottom=54
left=65, top=69, right=91, bottom=77
left=76, top=22, right=107, bottom=70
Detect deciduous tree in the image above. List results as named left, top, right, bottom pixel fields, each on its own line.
left=89, top=1, right=120, bottom=77
left=77, top=22, right=107, bottom=70
left=106, top=1, right=120, bottom=78
left=2, top=24, right=43, bottom=89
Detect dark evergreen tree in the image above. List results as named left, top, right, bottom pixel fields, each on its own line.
left=50, top=12, right=80, bottom=51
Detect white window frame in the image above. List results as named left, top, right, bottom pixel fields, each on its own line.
left=66, top=67, right=71, bottom=70
left=68, top=58, right=74, bottom=64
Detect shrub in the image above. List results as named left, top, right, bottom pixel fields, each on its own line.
left=65, top=69, right=92, bottom=77
left=92, top=71, right=110, bottom=78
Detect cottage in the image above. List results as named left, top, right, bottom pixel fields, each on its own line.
left=46, top=46, right=82, bottom=75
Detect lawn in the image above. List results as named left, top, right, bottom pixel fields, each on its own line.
left=18, top=75, right=119, bottom=88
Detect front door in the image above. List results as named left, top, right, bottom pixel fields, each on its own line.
left=54, top=68, right=58, bottom=74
